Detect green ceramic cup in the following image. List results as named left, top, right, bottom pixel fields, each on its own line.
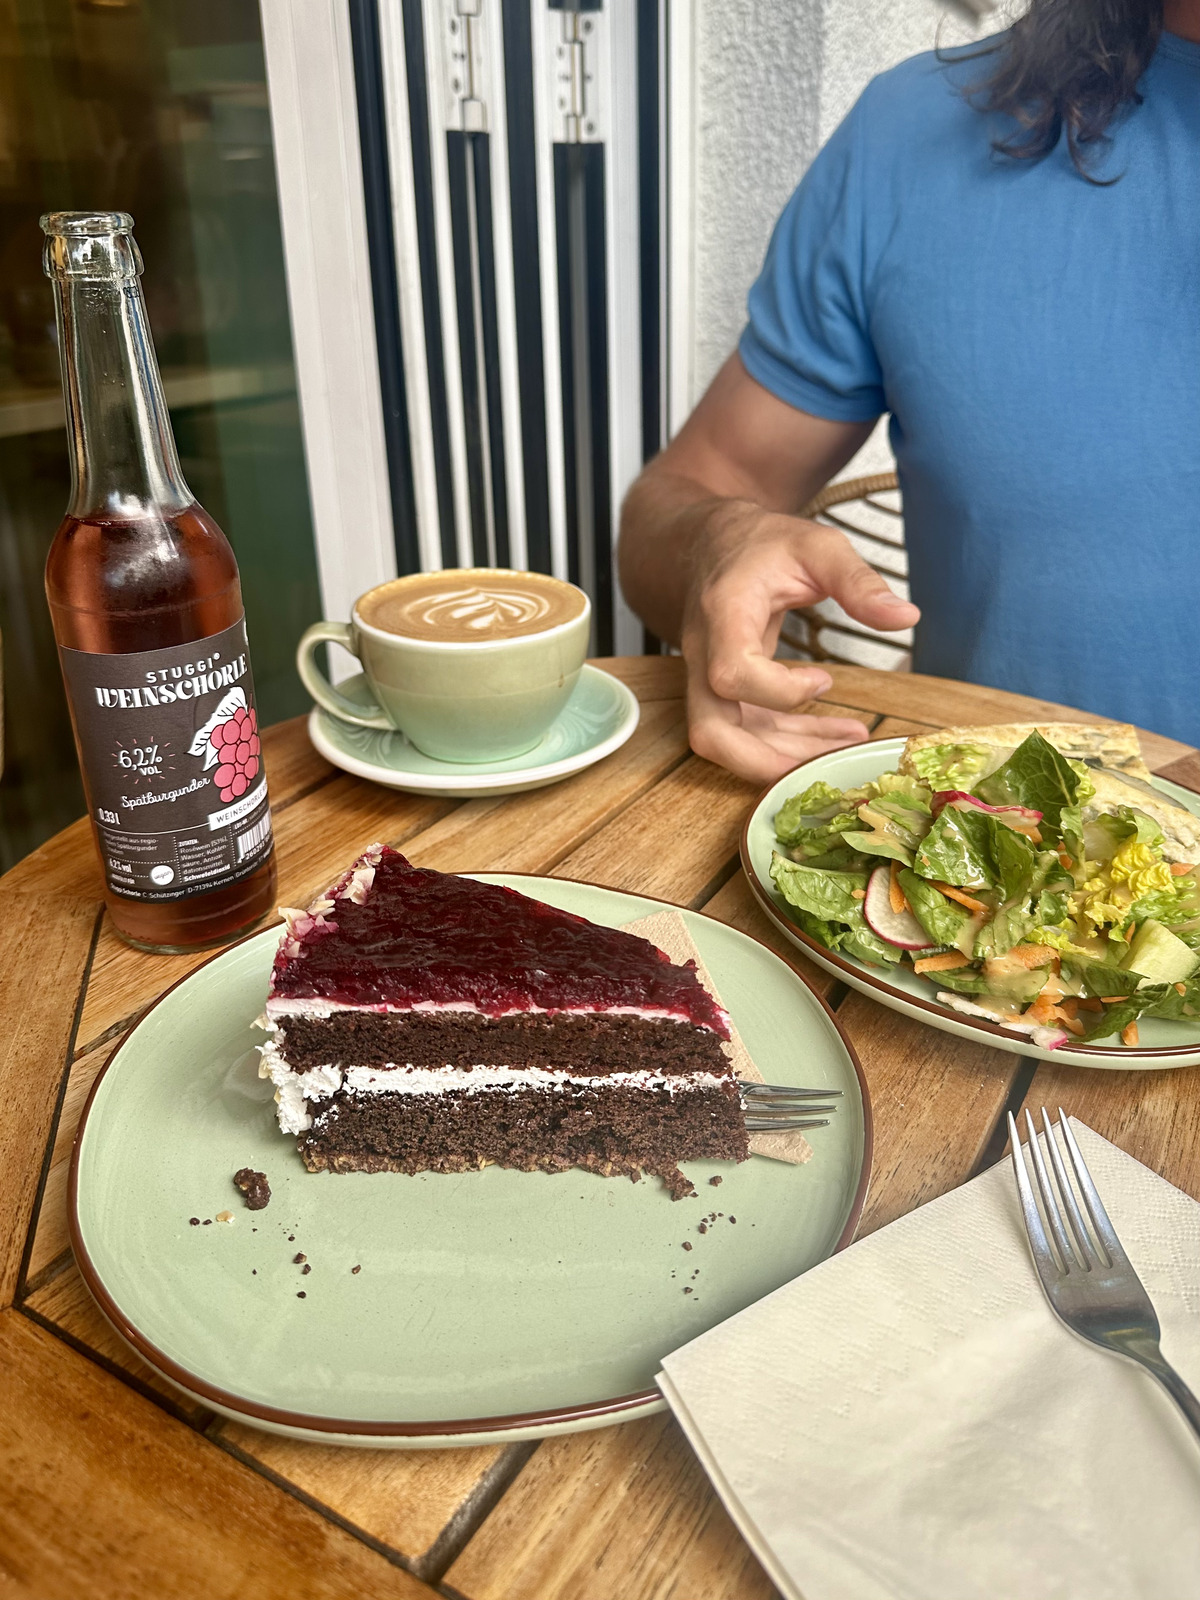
left=296, top=570, right=591, bottom=763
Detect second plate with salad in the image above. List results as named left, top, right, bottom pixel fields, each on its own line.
left=741, top=725, right=1200, bottom=1068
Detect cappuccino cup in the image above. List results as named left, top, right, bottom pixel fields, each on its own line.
left=296, top=568, right=591, bottom=763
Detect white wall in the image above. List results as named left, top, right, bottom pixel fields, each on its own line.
left=690, top=0, right=997, bottom=479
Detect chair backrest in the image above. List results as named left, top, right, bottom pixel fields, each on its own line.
left=780, top=470, right=911, bottom=671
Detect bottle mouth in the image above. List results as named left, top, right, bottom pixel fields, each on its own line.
left=41, top=212, right=142, bottom=282
left=41, top=210, right=135, bottom=238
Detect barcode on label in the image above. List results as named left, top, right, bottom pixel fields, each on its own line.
left=236, top=814, right=272, bottom=861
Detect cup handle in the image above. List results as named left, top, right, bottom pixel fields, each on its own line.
left=296, top=621, right=393, bottom=730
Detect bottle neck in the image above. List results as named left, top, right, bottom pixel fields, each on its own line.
left=52, top=271, right=193, bottom=520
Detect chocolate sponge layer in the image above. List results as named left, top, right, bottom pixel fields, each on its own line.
left=276, top=1010, right=730, bottom=1076
left=298, top=1081, right=748, bottom=1196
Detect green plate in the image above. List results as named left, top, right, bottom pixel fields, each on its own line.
left=742, top=737, right=1200, bottom=1070
left=307, top=664, right=640, bottom=797
left=70, top=875, right=871, bottom=1448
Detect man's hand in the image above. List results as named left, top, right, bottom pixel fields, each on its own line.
left=681, top=499, right=919, bottom=784
left=618, top=353, right=919, bottom=787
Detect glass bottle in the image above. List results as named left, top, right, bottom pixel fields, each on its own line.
left=42, top=210, right=276, bottom=953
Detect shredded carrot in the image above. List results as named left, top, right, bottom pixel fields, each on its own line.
left=929, top=880, right=988, bottom=915
left=1099, top=996, right=1127, bottom=1004
left=1025, top=993, right=1059, bottom=1025
left=850, top=888, right=866, bottom=900
left=1026, top=994, right=1085, bottom=1034
left=1005, top=943, right=1058, bottom=970
left=1171, top=862, right=1195, bottom=877
left=889, top=860, right=908, bottom=917
left=1121, top=1021, right=1140, bottom=1047
left=1177, top=982, right=1189, bottom=996
left=913, top=951, right=969, bottom=973
left=1077, top=997, right=1105, bottom=1013
left=1057, top=996, right=1080, bottom=1020
left=1058, top=850, right=1073, bottom=869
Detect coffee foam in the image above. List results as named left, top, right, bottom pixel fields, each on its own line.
left=359, top=570, right=586, bottom=643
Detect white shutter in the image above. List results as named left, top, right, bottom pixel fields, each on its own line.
left=264, top=0, right=675, bottom=656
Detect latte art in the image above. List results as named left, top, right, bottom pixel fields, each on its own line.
left=359, top=569, right=586, bottom=643
left=410, top=585, right=553, bottom=634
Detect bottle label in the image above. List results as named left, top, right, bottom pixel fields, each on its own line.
left=59, top=616, right=274, bottom=902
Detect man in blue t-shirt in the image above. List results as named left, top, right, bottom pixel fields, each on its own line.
left=619, top=0, right=1200, bottom=782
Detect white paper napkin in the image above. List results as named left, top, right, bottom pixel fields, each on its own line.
left=658, top=1121, right=1200, bottom=1600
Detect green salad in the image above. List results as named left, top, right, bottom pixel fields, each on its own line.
left=769, top=730, right=1200, bottom=1048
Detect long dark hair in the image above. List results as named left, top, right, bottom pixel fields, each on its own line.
left=965, top=0, right=1163, bottom=178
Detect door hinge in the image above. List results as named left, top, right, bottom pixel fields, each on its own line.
left=546, top=7, right=607, bottom=143
left=444, top=0, right=488, bottom=133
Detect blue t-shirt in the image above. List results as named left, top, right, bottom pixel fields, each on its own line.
left=740, top=33, right=1200, bottom=744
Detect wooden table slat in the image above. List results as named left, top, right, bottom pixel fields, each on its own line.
left=443, top=1415, right=775, bottom=1600
left=0, top=1310, right=434, bottom=1599
left=0, top=892, right=98, bottom=1307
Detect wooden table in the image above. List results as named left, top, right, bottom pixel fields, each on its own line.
left=5, top=656, right=1200, bottom=1599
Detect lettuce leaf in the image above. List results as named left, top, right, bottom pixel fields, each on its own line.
left=909, top=743, right=992, bottom=791
left=974, top=731, right=1088, bottom=840
left=774, top=782, right=852, bottom=846
left=842, top=796, right=931, bottom=868
left=973, top=905, right=1035, bottom=962
left=897, top=869, right=970, bottom=949
left=915, top=807, right=1036, bottom=898
left=785, top=907, right=846, bottom=951
left=769, top=854, right=867, bottom=924
left=1060, top=955, right=1142, bottom=999
left=842, top=913, right=903, bottom=967
left=786, top=812, right=863, bottom=861
left=876, top=773, right=933, bottom=808
left=1036, top=889, right=1070, bottom=927
left=914, top=809, right=994, bottom=888
left=1078, top=987, right=1167, bottom=1042
left=1144, top=978, right=1200, bottom=1021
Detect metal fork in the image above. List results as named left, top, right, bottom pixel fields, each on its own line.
left=741, top=1083, right=841, bottom=1131
left=1008, top=1107, right=1200, bottom=1446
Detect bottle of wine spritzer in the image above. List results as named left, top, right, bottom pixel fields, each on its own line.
left=42, top=211, right=276, bottom=953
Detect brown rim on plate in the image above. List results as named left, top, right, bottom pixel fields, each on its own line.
left=740, top=738, right=1200, bottom=1061
left=68, top=874, right=874, bottom=1440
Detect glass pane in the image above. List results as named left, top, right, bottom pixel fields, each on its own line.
left=0, top=0, right=323, bottom=871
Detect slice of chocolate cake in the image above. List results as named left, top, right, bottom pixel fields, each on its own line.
left=258, top=845, right=748, bottom=1195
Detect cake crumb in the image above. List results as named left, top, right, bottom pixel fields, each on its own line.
left=709, top=1176, right=723, bottom=1187
left=301, top=1263, right=311, bottom=1276
left=351, top=1265, right=361, bottom=1275
left=252, top=1269, right=257, bottom=1275
left=697, top=1222, right=707, bottom=1235
left=233, top=1168, right=271, bottom=1211
left=293, top=1253, right=306, bottom=1265
left=215, top=1210, right=234, bottom=1224
left=681, top=1241, right=692, bottom=1251
left=729, top=1216, right=737, bottom=1224
left=202, top=1218, right=212, bottom=1226
left=188, top=1217, right=200, bottom=1227
left=288, top=1234, right=295, bottom=1242
left=683, top=1286, right=693, bottom=1294
left=662, top=1166, right=696, bottom=1201
left=297, top=1291, right=306, bottom=1299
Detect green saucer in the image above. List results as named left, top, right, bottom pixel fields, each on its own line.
left=307, top=664, right=640, bottom=796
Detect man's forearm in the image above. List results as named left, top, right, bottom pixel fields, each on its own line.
left=618, top=464, right=753, bottom=646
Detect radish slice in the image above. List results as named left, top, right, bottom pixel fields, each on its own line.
left=932, top=791, right=1042, bottom=823
left=863, top=863, right=933, bottom=949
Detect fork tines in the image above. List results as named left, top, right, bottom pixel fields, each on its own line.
left=1008, top=1107, right=1118, bottom=1275
left=740, top=1082, right=841, bottom=1132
